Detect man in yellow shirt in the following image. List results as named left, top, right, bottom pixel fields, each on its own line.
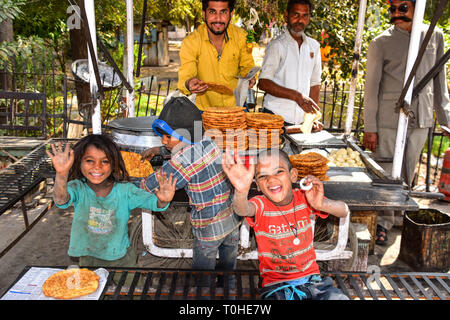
left=177, top=0, right=256, bottom=110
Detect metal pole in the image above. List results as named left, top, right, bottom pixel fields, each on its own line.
left=391, top=0, right=426, bottom=180
left=126, top=0, right=135, bottom=117
left=344, top=0, right=367, bottom=136
left=85, top=0, right=102, bottom=134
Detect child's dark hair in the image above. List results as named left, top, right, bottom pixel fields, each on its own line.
left=68, top=134, right=129, bottom=182
left=202, top=0, right=235, bottom=11
left=257, top=149, right=293, bottom=171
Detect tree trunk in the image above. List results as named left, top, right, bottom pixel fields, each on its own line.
left=0, top=18, right=13, bottom=90
left=69, top=0, right=91, bottom=111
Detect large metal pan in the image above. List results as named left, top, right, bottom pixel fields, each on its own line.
left=108, top=116, right=163, bottom=149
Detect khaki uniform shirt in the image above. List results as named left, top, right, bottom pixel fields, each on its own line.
left=363, top=24, right=449, bottom=132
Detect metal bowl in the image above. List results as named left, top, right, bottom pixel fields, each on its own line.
left=71, top=59, right=122, bottom=90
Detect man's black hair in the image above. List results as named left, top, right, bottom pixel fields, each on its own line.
left=202, top=0, right=235, bottom=11
left=287, top=0, right=314, bottom=13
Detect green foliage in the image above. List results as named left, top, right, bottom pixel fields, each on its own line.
left=145, top=0, right=203, bottom=28
left=109, top=42, right=147, bottom=73
left=423, top=135, right=450, bottom=157
left=0, top=35, right=47, bottom=71
left=237, top=0, right=449, bottom=81
left=0, top=0, right=26, bottom=23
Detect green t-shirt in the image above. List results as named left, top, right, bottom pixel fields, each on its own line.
left=56, top=179, right=169, bottom=261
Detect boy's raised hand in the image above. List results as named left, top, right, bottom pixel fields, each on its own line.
left=303, top=175, right=325, bottom=209
left=155, top=171, right=177, bottom=205
left=46, top=142, right=74, bottom=176
left=221, top=150, right=255, bottom=194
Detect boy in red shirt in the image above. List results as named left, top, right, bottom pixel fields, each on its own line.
left=222, top=149, right=350, bottom=300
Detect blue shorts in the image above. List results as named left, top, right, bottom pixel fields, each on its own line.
left=260, top=275, right=349, bottom=300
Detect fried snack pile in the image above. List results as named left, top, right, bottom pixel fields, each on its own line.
left=42, top=268, right=100, bottom=299
left=121, top=151, right=154, bottom=177
left=246, top=112, right=284, bottom=150
left=328, top=148, right=365, bottom=167
left=289, top=152, right=330, bottom=181
left=202, top=106, right=248, bottom=151
left=205, top=82, right=234, bottom=95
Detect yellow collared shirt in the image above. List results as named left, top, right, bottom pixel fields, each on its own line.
left=177, top=23, right=255, bottom=110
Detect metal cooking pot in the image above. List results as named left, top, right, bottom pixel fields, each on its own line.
left=108, top=116, right=163, bottom=149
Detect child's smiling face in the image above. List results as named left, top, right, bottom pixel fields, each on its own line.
left=255, top=154, right=298, bottom=206
left=80, top=145, right=112, bottom=186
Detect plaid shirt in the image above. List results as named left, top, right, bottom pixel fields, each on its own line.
left=143, top=137, right=242, bottom=241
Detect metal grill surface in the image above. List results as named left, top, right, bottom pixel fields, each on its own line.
left=100, top=268, right=450, bottom=300
left=0, top=141, right=53, bottom=214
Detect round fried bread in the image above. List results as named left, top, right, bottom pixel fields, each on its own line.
left=204, top=106, right=245, bottom=113
left=206, top=83, right=234, bottom=95
left=121, top=151, right=154, bottom=177
left=42, top=268, right=100, bottom=299
left=246, top=112, right=284, bottom=123
left=289, top=152, right=329, bottom=168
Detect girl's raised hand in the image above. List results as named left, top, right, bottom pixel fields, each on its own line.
left=46, top=142, right=74, bottom=176
left=155, top=171, right=177, bottom=205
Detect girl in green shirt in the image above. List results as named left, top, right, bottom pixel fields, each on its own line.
left=46, top=134, right=176, bottom=267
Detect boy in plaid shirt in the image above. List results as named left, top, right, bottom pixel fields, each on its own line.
left=141, top=97, right=242, bottom=286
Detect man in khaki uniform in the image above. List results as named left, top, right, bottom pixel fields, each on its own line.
left=363, top=0, right=449, bottom=244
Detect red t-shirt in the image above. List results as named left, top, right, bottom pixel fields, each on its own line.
left=246, top=188, right=328, bottom=287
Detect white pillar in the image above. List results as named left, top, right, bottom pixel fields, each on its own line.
left=391, top=0, right=426, bottom=179
left=344, top=0, right=367, bottom=136
left=126, top=0, right=135, bottom=117
left=85, top=0, right=102, bottom=134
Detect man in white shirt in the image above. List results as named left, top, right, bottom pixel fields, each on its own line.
left=258, top=0, right=322, bottom=126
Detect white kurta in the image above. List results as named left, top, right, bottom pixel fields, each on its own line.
left=259, top=31, right=322, bottom=124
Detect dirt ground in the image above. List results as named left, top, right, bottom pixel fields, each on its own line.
left=1, top=43, right=449, bottom=297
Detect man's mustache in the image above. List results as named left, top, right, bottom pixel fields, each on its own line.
left=390, top=16, right=412, bottom=23
left=292, top=22, right=305, bottom=29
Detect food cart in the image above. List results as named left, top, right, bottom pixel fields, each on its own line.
left=104, top=114, right=419, bottom=273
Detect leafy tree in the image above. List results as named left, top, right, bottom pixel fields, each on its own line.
left=144, top=0, right=203, bottom=31
left=0, top=0, right=27, bottom=61
left=0, top=0, right=26, bottom=22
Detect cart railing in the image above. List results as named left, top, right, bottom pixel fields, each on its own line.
left=141, top=209, right=353, bottom=262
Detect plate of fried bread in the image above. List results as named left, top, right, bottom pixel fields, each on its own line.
left=42, top=268, right=101, bottom=299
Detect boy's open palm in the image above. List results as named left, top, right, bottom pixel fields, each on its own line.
left=155, top=172, right=177, bottom=203
left=222, top=151, right=255, bottom=193
left=304, top=175, right=325, bottom=209
left=46, top=142, right=74, bottom=176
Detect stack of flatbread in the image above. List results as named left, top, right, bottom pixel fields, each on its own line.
left=289, top=152, right=330, bottom=181
left=246, top=113, right=284, bottom=150
left=42, top=268, right=100, bottom=299
left=121, top=151, right=154, bottom=177
left=202, top=106, right=248, bottom=151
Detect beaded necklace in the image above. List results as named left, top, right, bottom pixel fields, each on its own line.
left=275, top=192, right=301, bottom=245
